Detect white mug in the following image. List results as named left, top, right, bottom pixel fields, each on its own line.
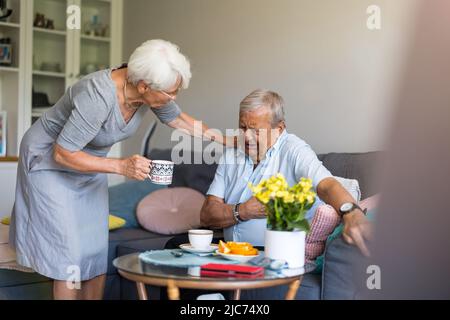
left=188, top=230, right=213, bottom=249
left=148, top=160, right=174, bottom=185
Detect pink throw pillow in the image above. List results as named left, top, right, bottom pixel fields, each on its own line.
left=305, top=194, right=380, bottom=262
left=137, top=187, right=205, bottom=235
left=305, top=205, right=341, bottom=262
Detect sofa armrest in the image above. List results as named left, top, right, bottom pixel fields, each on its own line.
left=321, top=235, right=366, bottom=300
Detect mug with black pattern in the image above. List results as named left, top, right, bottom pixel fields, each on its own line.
left=149, top=160, right=174, bottom=185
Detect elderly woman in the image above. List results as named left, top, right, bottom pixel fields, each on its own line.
left=9, top=39, right=229, bottom=300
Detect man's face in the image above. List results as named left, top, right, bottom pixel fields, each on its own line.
left=239, top=106, right=283, bottom=162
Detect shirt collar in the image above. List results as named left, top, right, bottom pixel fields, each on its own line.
left=268, top=129, right=288, bottom=154
left=239, top=129, right=288, bottom=163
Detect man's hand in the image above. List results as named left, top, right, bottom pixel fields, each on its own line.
left=342, top=210, right=373, bottom=257
left=239, top=197, right=267, bottom=221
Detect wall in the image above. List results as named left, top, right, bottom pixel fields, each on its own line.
left=122, top=0, right=418, bottom=156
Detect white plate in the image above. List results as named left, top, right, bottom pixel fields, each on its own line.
left=215, top=250, right=260, bottom=263
left=179, top=243, right=218, bottom=254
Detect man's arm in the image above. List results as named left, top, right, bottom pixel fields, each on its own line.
left=317, top=177, right=373, bottom=257
left=200, top=196, right=236, bottom=229
left=200, top=195, right=267, bottom=229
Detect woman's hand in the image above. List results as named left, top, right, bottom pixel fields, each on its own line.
left=120, top=155, right=152, bottom=181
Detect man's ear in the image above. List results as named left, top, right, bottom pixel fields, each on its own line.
left=277, top=121, right=286, bottom=132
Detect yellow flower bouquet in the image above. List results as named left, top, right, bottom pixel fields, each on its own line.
left=249, top=174, right=316, bottom=232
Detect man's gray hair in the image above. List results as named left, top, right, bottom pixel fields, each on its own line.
left=239, top=89, right=285, bottom=127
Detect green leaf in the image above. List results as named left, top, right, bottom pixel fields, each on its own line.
left=292, top=219, right=310, bottom=233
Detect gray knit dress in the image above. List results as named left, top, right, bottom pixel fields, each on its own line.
left=9, top=68, right=180, bottom=281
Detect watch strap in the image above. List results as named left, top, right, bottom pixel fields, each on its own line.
left=340, top=203, right=367, bottom=217
left=233, top=203, right=241, bottom=223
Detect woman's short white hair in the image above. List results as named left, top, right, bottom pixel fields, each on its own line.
left=127, top=39, right=192, bottom=91
left=240, top=89, right=285, bottom=127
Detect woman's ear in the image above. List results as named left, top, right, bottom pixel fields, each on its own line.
left=136, top=80, right=149, bottom=94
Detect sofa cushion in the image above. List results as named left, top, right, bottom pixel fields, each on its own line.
left=137, top=187, right=204, bottom=235
left=0, top=279, right=53, bottom=300
left=108, top=180, right=167, bottom=228
left=150, top=149, right=381, bottom=199
left=0, top=269, right=50, bottom=288
left=149, top=149, right=218, bottom=195
left=321, top=236, right=365, bottom=300
left=109, top=215, right=126, bottom=231
left=107, top=227, right=174, bottom=275
left=318, top=152, right=381, bottom=199
left=334, top=177, right=361, bottom=202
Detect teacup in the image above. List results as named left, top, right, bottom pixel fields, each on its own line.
left=149, top=160, right=174, bottom=185
left=188, top=230, right=213, bottom=249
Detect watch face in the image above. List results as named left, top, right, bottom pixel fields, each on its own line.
left=340, top=203, right=354, bottom=212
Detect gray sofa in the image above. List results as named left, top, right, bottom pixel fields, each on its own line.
left=0, top=150, right=380, bottom=300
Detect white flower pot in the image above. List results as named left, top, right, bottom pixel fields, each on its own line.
left=264, top=229, right=306, bottom=269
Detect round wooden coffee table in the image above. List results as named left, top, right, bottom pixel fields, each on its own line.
left=113, top=253, right=315, bottom=300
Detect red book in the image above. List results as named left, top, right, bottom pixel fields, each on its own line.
left=200, top=263, right=265, bottom=278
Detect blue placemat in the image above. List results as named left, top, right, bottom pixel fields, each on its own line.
left=139, top=250, right=240, bottom=268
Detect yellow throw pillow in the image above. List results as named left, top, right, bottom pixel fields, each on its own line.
left=109, top=214, right=126, bottom=231
left=1, top=215, right=125, bottom=231
left=1, top=216, right=10, bottom=225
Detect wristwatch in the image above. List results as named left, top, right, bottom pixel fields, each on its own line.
left=232, top=203, right=243, bottom=223
left=339, top=202, right=367, bottom=217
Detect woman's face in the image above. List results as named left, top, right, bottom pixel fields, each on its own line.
left=138, top=76, right=182, bottom=108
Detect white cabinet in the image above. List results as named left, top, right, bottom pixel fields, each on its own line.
left=0, top=0, right=123, bottom=158
left=30, top=0, right=123, bottom=128
left=0, top=0, right=27, bottom=157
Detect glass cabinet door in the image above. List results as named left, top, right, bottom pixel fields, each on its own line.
left=31, top=0, right=69, bottom=124
left=78, top=0, right=111, bottom=78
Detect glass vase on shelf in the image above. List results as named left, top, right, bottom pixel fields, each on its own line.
left=84, top=15, right=103, bottom=37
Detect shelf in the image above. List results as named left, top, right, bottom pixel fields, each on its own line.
left=0, top=22, right=21, bottom=29
left=33, top=27, right=66, bottom=36
left=0, top=66, right=19, bottom=73
left=81, top=34, right=110, bottom=43
left=33, top=70, right=65, bottom=78
left=32, top=107, right=52, bottom=118
left=84, top=0, right=112, bottom=4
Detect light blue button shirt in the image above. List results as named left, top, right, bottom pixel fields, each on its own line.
left=206, top=130, right=333, bottom=246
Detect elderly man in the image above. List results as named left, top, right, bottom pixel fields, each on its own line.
left=201, top=89, right=372, bottom=257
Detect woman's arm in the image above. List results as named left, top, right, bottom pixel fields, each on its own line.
left=53, top=144, right=152, bottom=181
left=167, top=112, right=237, bottom=147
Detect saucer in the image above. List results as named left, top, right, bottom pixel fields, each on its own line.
left=179, top=243, right=218, bottom=254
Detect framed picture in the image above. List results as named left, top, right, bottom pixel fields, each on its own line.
left=0, top=111, right=6, bottom=157
left=0, top=43, right=12, bottom=66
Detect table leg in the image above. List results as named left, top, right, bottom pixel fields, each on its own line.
left=285, top=279, right=301, bottom=300
left=136, top=282, right=148, bottom=300
left=233, top=289, right=241, bottom=300
left=167, top=280, right=180, bottom=300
